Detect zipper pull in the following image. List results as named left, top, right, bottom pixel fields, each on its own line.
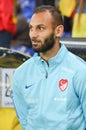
left=46, top=72, right=48, bottom=78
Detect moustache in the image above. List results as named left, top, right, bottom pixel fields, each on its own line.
left=31, top=38, right=41, bottom=43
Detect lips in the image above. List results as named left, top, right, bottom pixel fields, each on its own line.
left=32, top=40, right=41, bottom=46
left=32, top=41, right=38, bottom=45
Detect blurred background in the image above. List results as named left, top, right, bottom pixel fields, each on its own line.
left=0, top=0, right=86, bottom=53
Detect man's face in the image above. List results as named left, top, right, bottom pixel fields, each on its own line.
left=29, top=11, right=56, bottom=52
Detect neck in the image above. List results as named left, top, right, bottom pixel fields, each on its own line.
left=40, top=42, right=60, bottom=62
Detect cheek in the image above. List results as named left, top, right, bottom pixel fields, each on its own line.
left=42, top=32, right=50, bottom=40
left=43, top=31, right=53, bottom=41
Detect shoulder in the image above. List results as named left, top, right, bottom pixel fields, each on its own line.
left=13, top=53, right=40, bottom=77
left=15, top=56, right=34, bottom=73
left=68, top=52, right=86, bottom=79
left=62, top=48, right=86, bottom=77
left=68, top=51, right=86, bottom=68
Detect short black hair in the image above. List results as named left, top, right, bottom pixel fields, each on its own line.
left=34, top=5, right=63, bottom=27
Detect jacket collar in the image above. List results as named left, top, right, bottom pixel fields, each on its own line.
left=33, top=43, right=68, bottom=65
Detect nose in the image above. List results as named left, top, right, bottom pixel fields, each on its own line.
left=29, top=28, right=38, bottom=38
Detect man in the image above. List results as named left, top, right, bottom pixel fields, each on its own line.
left=12, top=5, right=86, bottom=130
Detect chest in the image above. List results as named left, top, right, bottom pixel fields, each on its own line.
left=22, top=66, right=78, bottom=110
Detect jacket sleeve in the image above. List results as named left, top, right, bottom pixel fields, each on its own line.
left=12, top=71, right=28, bottom=130
left=74, top=67, right=86, bottom=127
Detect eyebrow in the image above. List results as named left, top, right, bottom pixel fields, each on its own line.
left=29, top=24, right=46, bottom=29
left=29, top=23, right=46, bottom=27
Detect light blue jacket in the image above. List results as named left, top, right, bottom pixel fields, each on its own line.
left=12, top=44, right=86, bottom=130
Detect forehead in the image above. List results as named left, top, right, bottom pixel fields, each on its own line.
left=29, top=11, right=54, bottom=26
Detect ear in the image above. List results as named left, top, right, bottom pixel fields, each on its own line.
left=55, top=25, right=64, bottom=37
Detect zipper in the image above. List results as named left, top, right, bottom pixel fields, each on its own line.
left=45, top=62, right=49, bottom=78
left=42, top=60, right=49, bottom=79
left=45, top=71, right=48, bottom=78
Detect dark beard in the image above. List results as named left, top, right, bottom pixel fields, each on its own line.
left=32, top=32, right=55, bottom=52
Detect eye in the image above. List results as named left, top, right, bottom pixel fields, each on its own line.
left=38, top=26, right=45, bottom=31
